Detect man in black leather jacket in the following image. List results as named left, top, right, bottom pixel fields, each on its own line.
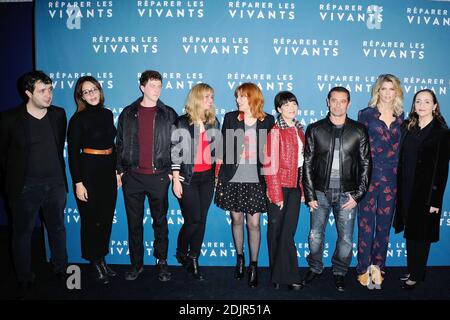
left=301, top=87, right=371, bottom=292
left=116, top=70, right=177, bottom=282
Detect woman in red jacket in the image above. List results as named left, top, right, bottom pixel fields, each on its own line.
left=264, top=91, right=305, bottom=290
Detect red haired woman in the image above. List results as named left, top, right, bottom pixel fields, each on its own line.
left=215, top=83, right=274, bottom=288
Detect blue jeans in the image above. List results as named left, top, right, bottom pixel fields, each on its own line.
left=307, top=189, right=357, bottom=276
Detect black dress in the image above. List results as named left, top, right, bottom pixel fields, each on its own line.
left=68, top=104, right=117, bottom=262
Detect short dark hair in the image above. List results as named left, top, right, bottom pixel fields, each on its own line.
left=18, top=70, right=52, bottom=96
left=139, top=70, right=162, bottom=86
left=274, top=91, right=298, bottom=113
left=327, top=86, right=350, bottom=102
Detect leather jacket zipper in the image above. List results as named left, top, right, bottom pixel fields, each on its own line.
left=325, top=128, right=334, bottom=189
left=339, top=125, right=345, bottom=191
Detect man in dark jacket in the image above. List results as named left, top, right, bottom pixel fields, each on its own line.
left=116, top=70, right=177, bottom=281
left=0, top=71, right=68, bottom=288
left=301, top=87, right=371, bottom=292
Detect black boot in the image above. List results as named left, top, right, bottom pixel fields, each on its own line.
left=92, top=261, right=110, bottom=285
left=248, top=262, right=258, bottom=288
left=156, top=259, right=172, bottom=282
left=100, top=258, right=117, bottom=277
left=176, top=251, right=191, bottom=269
left=188, top=256, right=205, bottom=281
left=234, top=254, right=245, bottom=280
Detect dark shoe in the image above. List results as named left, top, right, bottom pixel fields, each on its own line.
left=273, top=283, right=280, bottom=290
left=17, top=280, right=35, bottom=299
left=234, top=254, right=245, bottom=280
left=157, top=260, right=172, bottom=282
left=288, top=283, right=304, bottom=291
left=50, top=271, right=68, bottom=289
left=16, top=273, right=36, bottom=299
left=401, top=279, right=417, bottom=290
left=399, top=273, right=410, bottom=281
left=176, top=251, right=191, bottom=269
left=248, top=263, right=258, bottom=288
left=92, top=262, right=110, bottom=285
left=301, top=270, right=322, bottom=286
left=124, top=264, right=144, bottom=281
left=18, top=279, right=35, bottom=290
left=100, top=259, right=117, bottom=277
left=334, top=275, right=345, bottom=292
left=399, top=273, right=425, bottom=282
left=187, top=256, right=204, bottom=281
left=55, top=271, right=66, bottom=281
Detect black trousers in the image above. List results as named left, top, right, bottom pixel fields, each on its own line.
left=122, top=171, right=170, bottom=266
left=267, top=187, right=302, bottom=285
left=406, top=238, right=431, bottom=282
left=177, top=170, right=215, bottom=258
left=9, top=178, right=67, bottom=283
left=75, top=153, right=117, bottom=262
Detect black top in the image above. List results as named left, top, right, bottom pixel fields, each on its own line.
left=400, top=120, right=434, bottom=216
left=0, top=104, right=68, bottom=197
left=68, top=104, right=117, bottom=183
left=25, top=112, right=63, bottom=180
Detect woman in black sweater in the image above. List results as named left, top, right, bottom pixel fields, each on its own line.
left=68, top=76, right=118, bottom=284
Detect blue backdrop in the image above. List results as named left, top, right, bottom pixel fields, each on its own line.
left=35, top=0, right=450, bottom=267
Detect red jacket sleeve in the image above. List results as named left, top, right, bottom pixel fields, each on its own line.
left=298, top=127, right=306, bottom=199
left=264, top=127, right=283, bottom=204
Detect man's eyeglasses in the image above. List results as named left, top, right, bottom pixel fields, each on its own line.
left=82, top=87, right=99, bottom=96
